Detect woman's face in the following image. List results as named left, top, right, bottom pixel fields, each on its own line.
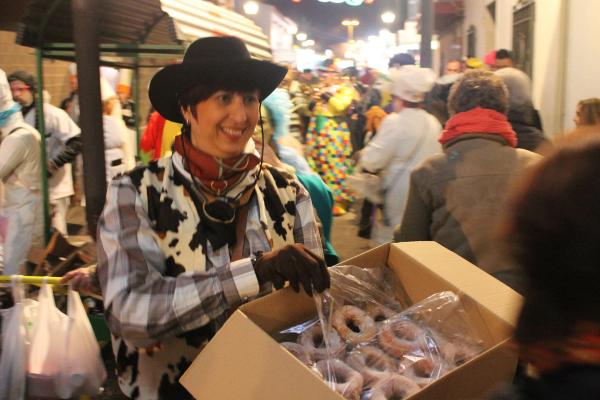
left=183, top=90, right=260, bottom=158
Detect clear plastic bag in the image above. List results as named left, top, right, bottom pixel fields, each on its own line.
left=346, top=172, right=384, bottom=204
left=56, top=287, right=107, bottom=398
left=0, top=277, right=27, bottom=399
left=327, top=265, right=408, bottom=314
left=0, top=212, right=8, bottom=272
left=275, top=264, right=485, bottom=400
left=27, top=281, right=68, bottom=398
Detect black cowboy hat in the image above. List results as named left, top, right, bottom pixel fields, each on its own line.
left=149, top=36, right=287, bottom=123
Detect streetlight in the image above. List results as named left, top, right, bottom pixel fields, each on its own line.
left=296, top=32, right=308, bottom=42
left=302, top=39, right=315, bottom=47
left=341, top=19, right=359, bottom=42
left=243, top=1, right=259, bottom=15
left=381, top=11, right=396, bottom=24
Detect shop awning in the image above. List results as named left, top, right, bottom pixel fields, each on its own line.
left=6, top=0, right=271, bottom=67
left=160, top=0, right=272, bottom=60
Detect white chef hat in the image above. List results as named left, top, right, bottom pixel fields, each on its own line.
left=117, top=69, right=133, bottom=97
left=390, top=65, right=437, bottom=103
left=100, top=77, right=117, bottom=102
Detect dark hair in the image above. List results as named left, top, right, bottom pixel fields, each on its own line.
left=7, top=70, right=36, bottom=93
left=448, top=70, right=508, bottom=115
left=502, top=131, right=600, bottom=345
left=495, top=49, right=512, bottom=60
left=577, top=97, right=600, bottom=125
left=179, top=81, right=258, bottom=119
left=388, top=53, right=415, bottom=68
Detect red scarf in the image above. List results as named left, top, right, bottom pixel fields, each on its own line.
left=520, top=322, right=600, bottom=375
left=439, top=107, right=517, bottom=147
left=173, top=134, right=260, bottom=195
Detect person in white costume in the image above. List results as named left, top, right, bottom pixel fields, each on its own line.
left=0, top=69, right=43, bottom=275
left=8, top=70, right=81, bottom=236
left=100, top=78, right=129, bottom=183
left=358, top=65, right=442, bottom=244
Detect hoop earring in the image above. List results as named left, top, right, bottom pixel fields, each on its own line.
left=181, top=120, right=191, bottom=137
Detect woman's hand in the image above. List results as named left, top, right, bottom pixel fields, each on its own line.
left=60, top=266, right=97, bottom=294
left=252, top=244, right=330, bottom=296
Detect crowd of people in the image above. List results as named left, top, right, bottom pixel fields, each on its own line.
left=1, top=38, right=600, bottom=399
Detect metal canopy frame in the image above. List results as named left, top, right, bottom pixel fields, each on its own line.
left=40, top=43, right=186, bottom=68
left=29, top=0, right=186, bottom=244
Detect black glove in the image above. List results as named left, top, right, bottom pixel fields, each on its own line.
left=252, top=244, right=330, bottom=296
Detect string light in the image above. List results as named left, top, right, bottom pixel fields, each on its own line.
left=318, top=0, right=365, bottom=6
left=243, top=1, right=259, bottom=15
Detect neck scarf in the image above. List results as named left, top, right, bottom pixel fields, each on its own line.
left=439, top=107, right=517, bottom=147
left=520, top=322, right=600, bottom=375
left=172, top=134, right=262, bottom=250
left=173, top=133, right=260, bottom=198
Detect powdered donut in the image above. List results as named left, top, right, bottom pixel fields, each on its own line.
left=378, top=319, right=424, bottom=358
left=332, top=305, right=377, bottom=345
left=280, top=342, right=311, bottom=365
left=315, top=359, right=364, bottom=400
left=366, top=304, right=397, bottom=323
left=298, top=324, right=345, bottom=361
left=369, top=374, right=420, bottom=400
left=401, top=356, right=444, bottom=388
left=438, top=340, right=480, bottom=367
left=346, top=346, right=396, bottom=386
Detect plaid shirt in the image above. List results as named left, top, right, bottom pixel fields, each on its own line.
left=97, top=166, right=323, bottom=349
left=98, top=170, right=323, bottom=347
left=96, top=158, right=323, bottom=398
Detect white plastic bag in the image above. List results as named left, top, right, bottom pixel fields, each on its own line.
left=346, top=172, right=385, bottom=204
left=56, top=287, right=107, bottom=398
left=0, top=277, right=27, bottom=399
left=27, top=281, right=68, bottom=398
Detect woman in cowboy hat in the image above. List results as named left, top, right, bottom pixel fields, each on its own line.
left=96, top=36, right=330, bottom=399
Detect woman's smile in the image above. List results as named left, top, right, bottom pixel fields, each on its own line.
left=184, top=90, right=260, bottom=158
left=220, top=126, right=246, bottom=140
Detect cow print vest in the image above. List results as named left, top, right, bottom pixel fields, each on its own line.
left=113, top=156, right=299, bottom=399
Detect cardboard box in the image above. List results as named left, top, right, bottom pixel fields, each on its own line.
left=180, top=242, right=523, bottom=399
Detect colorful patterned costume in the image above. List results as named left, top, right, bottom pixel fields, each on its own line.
left=306, top=85, right=356, bottom=210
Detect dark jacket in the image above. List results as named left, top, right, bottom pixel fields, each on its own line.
left=489, top=365, right=600, bottom=400
left=508, top=105, right=549, bottom=153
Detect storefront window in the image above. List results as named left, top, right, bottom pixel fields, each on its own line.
left=513, top=0, right=535, bottom=77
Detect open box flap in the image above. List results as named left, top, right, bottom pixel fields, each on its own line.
left=180, top=311, right=345, bottom=400
left=388, top=242, right=522, bottom=342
